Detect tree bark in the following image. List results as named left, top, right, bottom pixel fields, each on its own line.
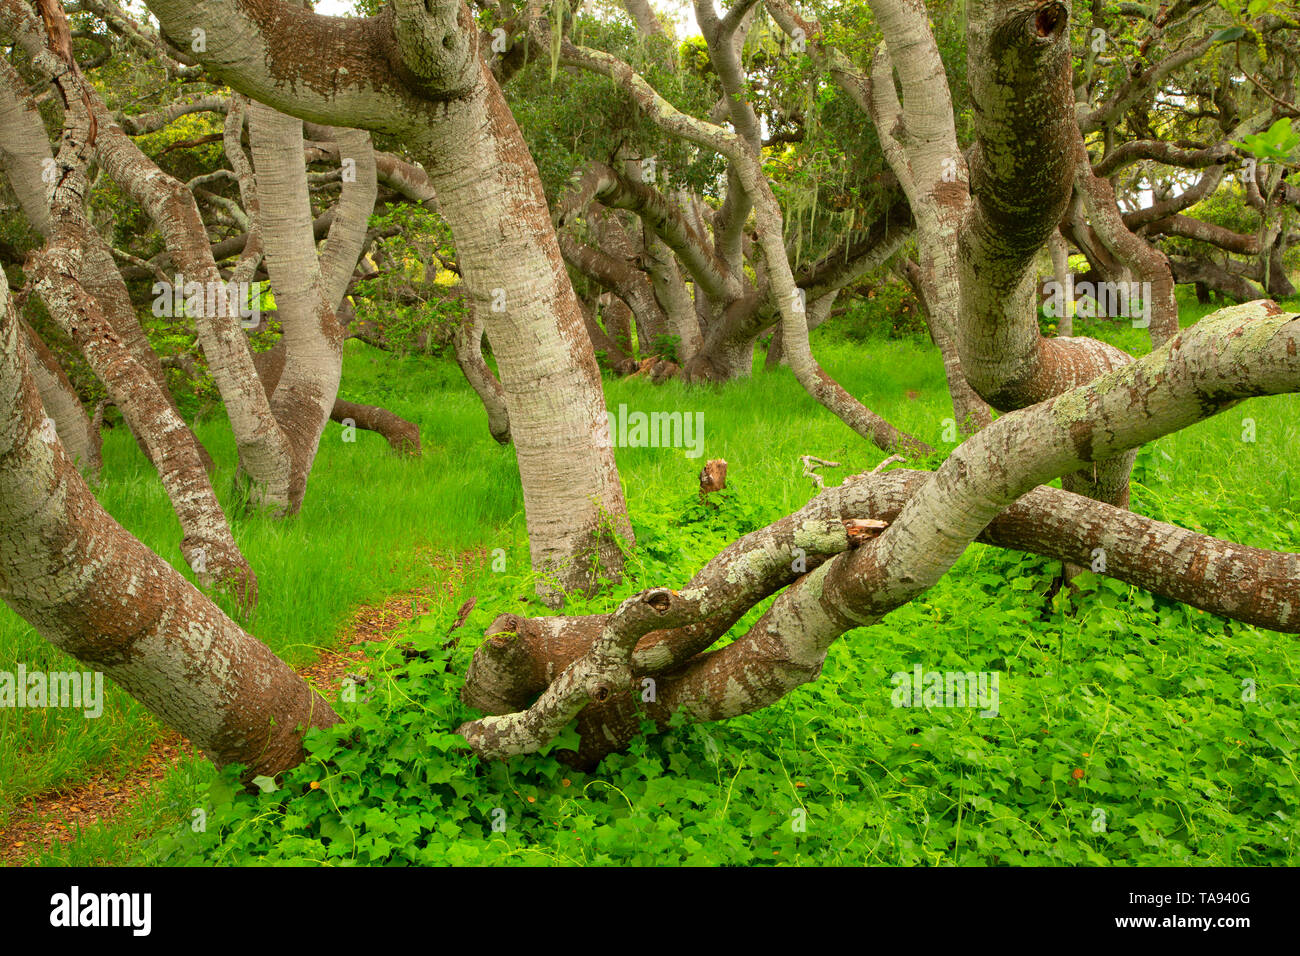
left=460, top=300, right=1300, bottom=762
left=452, top=307, right=512, bottom=445
left=330, top=398, right=421, bottom=455
left=245, top=102, right=368, bottom=511
left=853, top=8, right=991, bottom=433
left=409, top=62, right=633, bottom=597
left=21, top=322, right=101, bottom=478
left=0, top=54, right=215, bottom=474
left=28, top=87, right=257, bottom=600
left=0, top=278, right=335, bottom=778
left=0, top=38, right=253, bottom=595
left=138, top=0, right=633, bottom=597
left=958, top=0, right=1138, bottom=521
left=1048, top=231, right=1073, bottom=338
left=1072, top=151, right=1188, bottom=348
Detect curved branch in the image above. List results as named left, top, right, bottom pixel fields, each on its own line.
left=1092, top=138, right=1236, bottom=178
left=958, top=1, right=1126, bottom=411
left=452, top=306, right=510, bottom=444
left=1074, top=138, right=1180, bottom=346
left=550, top=23, right=932, bottom=455
left=139, top=0, right=476, bottom=133
left=558, top=161, right=738, bottom=302
left=118, top=94, right=228, bottom=135
left=1147, top=213, right=1260, bottom=256
left=1123, top=165, right=1226, bottom=231
left=613, top=301, right=1300, bottom=757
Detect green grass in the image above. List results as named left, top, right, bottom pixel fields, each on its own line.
left=4, top=293, right=1300, bottom=865
left=0, top=341, right=521, bottom=824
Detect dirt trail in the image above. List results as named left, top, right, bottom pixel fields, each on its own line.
left=0, top=581, right=459, bottom=866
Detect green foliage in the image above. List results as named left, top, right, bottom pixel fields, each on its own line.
left=1235, top=118, right=1300, bottom=166
left=146, top=479, right=1300, bottom=866
left=506, top=11, right=723, bottom=203
left=12, top=305, right=1300, bottom=867
left=1181, top=183, right=1262, bottom=241
left=138, top=313, right=1299, bottom=867
left=649, top=333, right=682, bottom=363
left=818, top=280, right=929, bottom=341
left=11, top=0, right=1300, bottom=869
left=1218, top=0, right=1294, bottom=24
left=0, top=342, right=522, bottom=823
left=349, top=205, right=464, bottom=356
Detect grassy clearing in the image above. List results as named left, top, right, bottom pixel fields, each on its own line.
left=5, top=293, right=1300, bottom=864
left=0, top=341, right=520, bottom=823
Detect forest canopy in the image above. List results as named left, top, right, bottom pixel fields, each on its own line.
left=0, top=0, right=1297, bottom=871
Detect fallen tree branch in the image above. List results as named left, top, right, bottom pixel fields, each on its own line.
left=459, top=301, right=1300, bottom=764
left=800, top=454, right=840, bottom=490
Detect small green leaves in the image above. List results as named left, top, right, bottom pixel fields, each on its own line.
left=1221, top=0, right=1278, bottom=19
left=1234, top=118, right=1300, bottom=164
left=1209, top=26, right=1247, bottom=45
left=535, top=722, right=583, bottom=756
left=133, top=314, right=1300, bottom=869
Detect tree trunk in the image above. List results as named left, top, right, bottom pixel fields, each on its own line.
left=452, top=307, right=512, bottom=445
left=644, top=230, right=701, bottom=363
left=331, top=398, right=421, bottom=455
left=866, top=27, right=992, bottom=434
left=409, top=65, right=632, bottom=598
left=0, top=279, right=335, bottom=778
left=1048, top=231, right=1073, bottom=338
left=0, top=47, right=251, bottom=595
left=1073, top=150, right=1179, bottom=346
left=245, top=101, right=357, bottom=511
left=0, top=55, right=215, bottom=474
left=958, top=0, right=1136, bottom=523
left=21, top=322, right=101, bottom=478
left=136, top=0, right=633, bottom=598
left=459, top=301, right=1300, bottom=762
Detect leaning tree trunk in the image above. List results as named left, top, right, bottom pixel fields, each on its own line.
left=957, top=0, right=1138, bottom=518
left=0, top=39, right=253, bottom=596
left=87, top=99, right=297, bottom=511
left=1073, top=147, right=1179, bottom=346
left=245, top=101, right=363, bottom=512
left=451, top=306, right=512, bottom=445
left=31, top=170, right=258, bottom=602
left=409, top=62, right=632, bottom=598
left=21, top=322, right=101, bottom=477
left=644, top=229, right=702, bottom=363
left=0, top=278, right=336, bottom=778
left=458, top=300, right=1300, bottom=763
left=137, top=0, right=634, bottom=600
left=0, top=54, right=214, bottom=474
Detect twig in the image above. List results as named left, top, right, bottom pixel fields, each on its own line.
left=800, top=454, right=840, bottom=489
left=870, top=454, right=906, bottom=475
